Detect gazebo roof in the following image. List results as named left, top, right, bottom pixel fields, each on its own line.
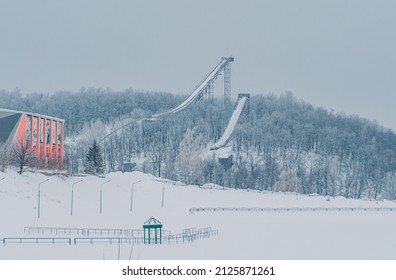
left=143, top=216, right=162, bottom=228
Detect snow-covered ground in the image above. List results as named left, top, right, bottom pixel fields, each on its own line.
left=1, top=169, right=396, bottom=260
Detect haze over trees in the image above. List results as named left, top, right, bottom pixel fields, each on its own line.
left=1, top=88, right=396, bottom=200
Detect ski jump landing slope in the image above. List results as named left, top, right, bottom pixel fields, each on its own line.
left=210, top=96, right=248, bottom=150
left=153, top=57, right=234, bottom=118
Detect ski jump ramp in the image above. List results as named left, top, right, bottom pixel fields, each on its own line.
left=153, top=57, right=234, bottom=118
left=210, top=94, right=250, bottom=150
left=100, top=57, right=234, bottom=141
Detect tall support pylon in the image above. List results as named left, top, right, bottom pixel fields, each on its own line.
left=223, top=60, right=232, bottom=104
left=202, top=80, right=214, bottom=102
left=207, top=80, right=214, bottom=102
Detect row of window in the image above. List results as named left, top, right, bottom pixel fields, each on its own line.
left=25, top=115, right=63, bottom=144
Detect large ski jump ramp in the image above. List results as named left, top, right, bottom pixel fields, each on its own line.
left=153, top=57, right=234, bottom=118
left=210, top=95, right=249, bottom=150
left=100, top=57, right=234, bottom=142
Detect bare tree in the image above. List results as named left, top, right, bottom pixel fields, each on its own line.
left=149, top=132, right=165, bottom=177
left=12, top=137, right=35, bottom=174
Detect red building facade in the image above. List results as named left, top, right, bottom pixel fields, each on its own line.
left=0, top=109, right=65, bottom=167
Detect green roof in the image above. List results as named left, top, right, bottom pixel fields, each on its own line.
left=143, top=216, right=162, bottom=228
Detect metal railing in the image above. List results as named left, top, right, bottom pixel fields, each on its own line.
left=24, top=226, right=171, bottom=237
left=167, top=227, right=218, bottom=244
left=189, top=207, right=396, bottom=213
left=3, top=237, right=72, bottom=245
left=5, top=227, right=216, bottom=246
left=74, top=237, right=144, bottom=245
left=24, top=227, right=82, bottom=235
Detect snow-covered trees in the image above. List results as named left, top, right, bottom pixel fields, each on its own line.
left=4, top=88, right=396, bottom=199
left=85, top=140, right=105, bottom=175
left=273, top=170, right=301, bottom=192
left=0, top=142, right=11, bottom=172
left=178, top=128, right=204, bottom=185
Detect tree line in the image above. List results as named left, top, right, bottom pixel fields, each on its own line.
left=1, top=88, right=396, bottom=200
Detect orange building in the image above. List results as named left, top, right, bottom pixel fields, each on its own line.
left=0, top=109, right=65, bottom=166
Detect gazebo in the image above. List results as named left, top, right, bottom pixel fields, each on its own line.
left=143, top=217, right=163, bottom=244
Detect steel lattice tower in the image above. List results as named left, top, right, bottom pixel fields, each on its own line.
left=223, top=61, right=232, bottom=104
left=206, top=80, right=214, bottom=102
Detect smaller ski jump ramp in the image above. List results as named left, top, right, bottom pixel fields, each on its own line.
left=210, top=94, right=249, bottom=150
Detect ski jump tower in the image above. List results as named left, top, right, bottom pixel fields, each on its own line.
left=153, top=57, right=234, bottom=118
left=204, top=56, right=233, bottom=104
left=102, top=56, right=235, bottom=140
left=223, top=57, right=233, bottom=104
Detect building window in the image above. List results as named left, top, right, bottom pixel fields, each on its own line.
left=33, top=117, right=38, bottom=143
left=26, top=115, right=32, bottom=142
left=52, top=120, right=56, bottom=144
left=58, top=122, right=62, bottom=144
left=40, top=118, right=44, bottom=143
left=46, top=119, right=51, bottom=144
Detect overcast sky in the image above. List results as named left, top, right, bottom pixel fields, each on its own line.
left=1, top=0, right=395, bottom=130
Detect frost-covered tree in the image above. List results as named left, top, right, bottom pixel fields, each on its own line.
left=178, top=128, right=204, bottom=185
left=85, top=140, right=105, bottom=175
left=0, top=142, right=11, bottom=172
left=273, top=170, right=301, bottom=193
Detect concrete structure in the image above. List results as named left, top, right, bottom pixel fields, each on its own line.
left=0, top=109, right=65, bottom=166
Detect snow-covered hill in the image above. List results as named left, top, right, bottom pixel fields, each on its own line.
left=1, top=170, right=396, bottom=260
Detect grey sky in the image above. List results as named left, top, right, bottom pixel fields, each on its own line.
left=1, top=0, right=396, bottom=130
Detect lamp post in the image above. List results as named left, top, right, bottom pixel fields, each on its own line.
left=71, top=179, right=83, bottom=216
left=130, top=180, right=141, bottom=212
left=38, top=178, right=51, bottom=219
left=162, top=183, right=165, bottom=208
left=100, top=180, right=110, bottom=214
